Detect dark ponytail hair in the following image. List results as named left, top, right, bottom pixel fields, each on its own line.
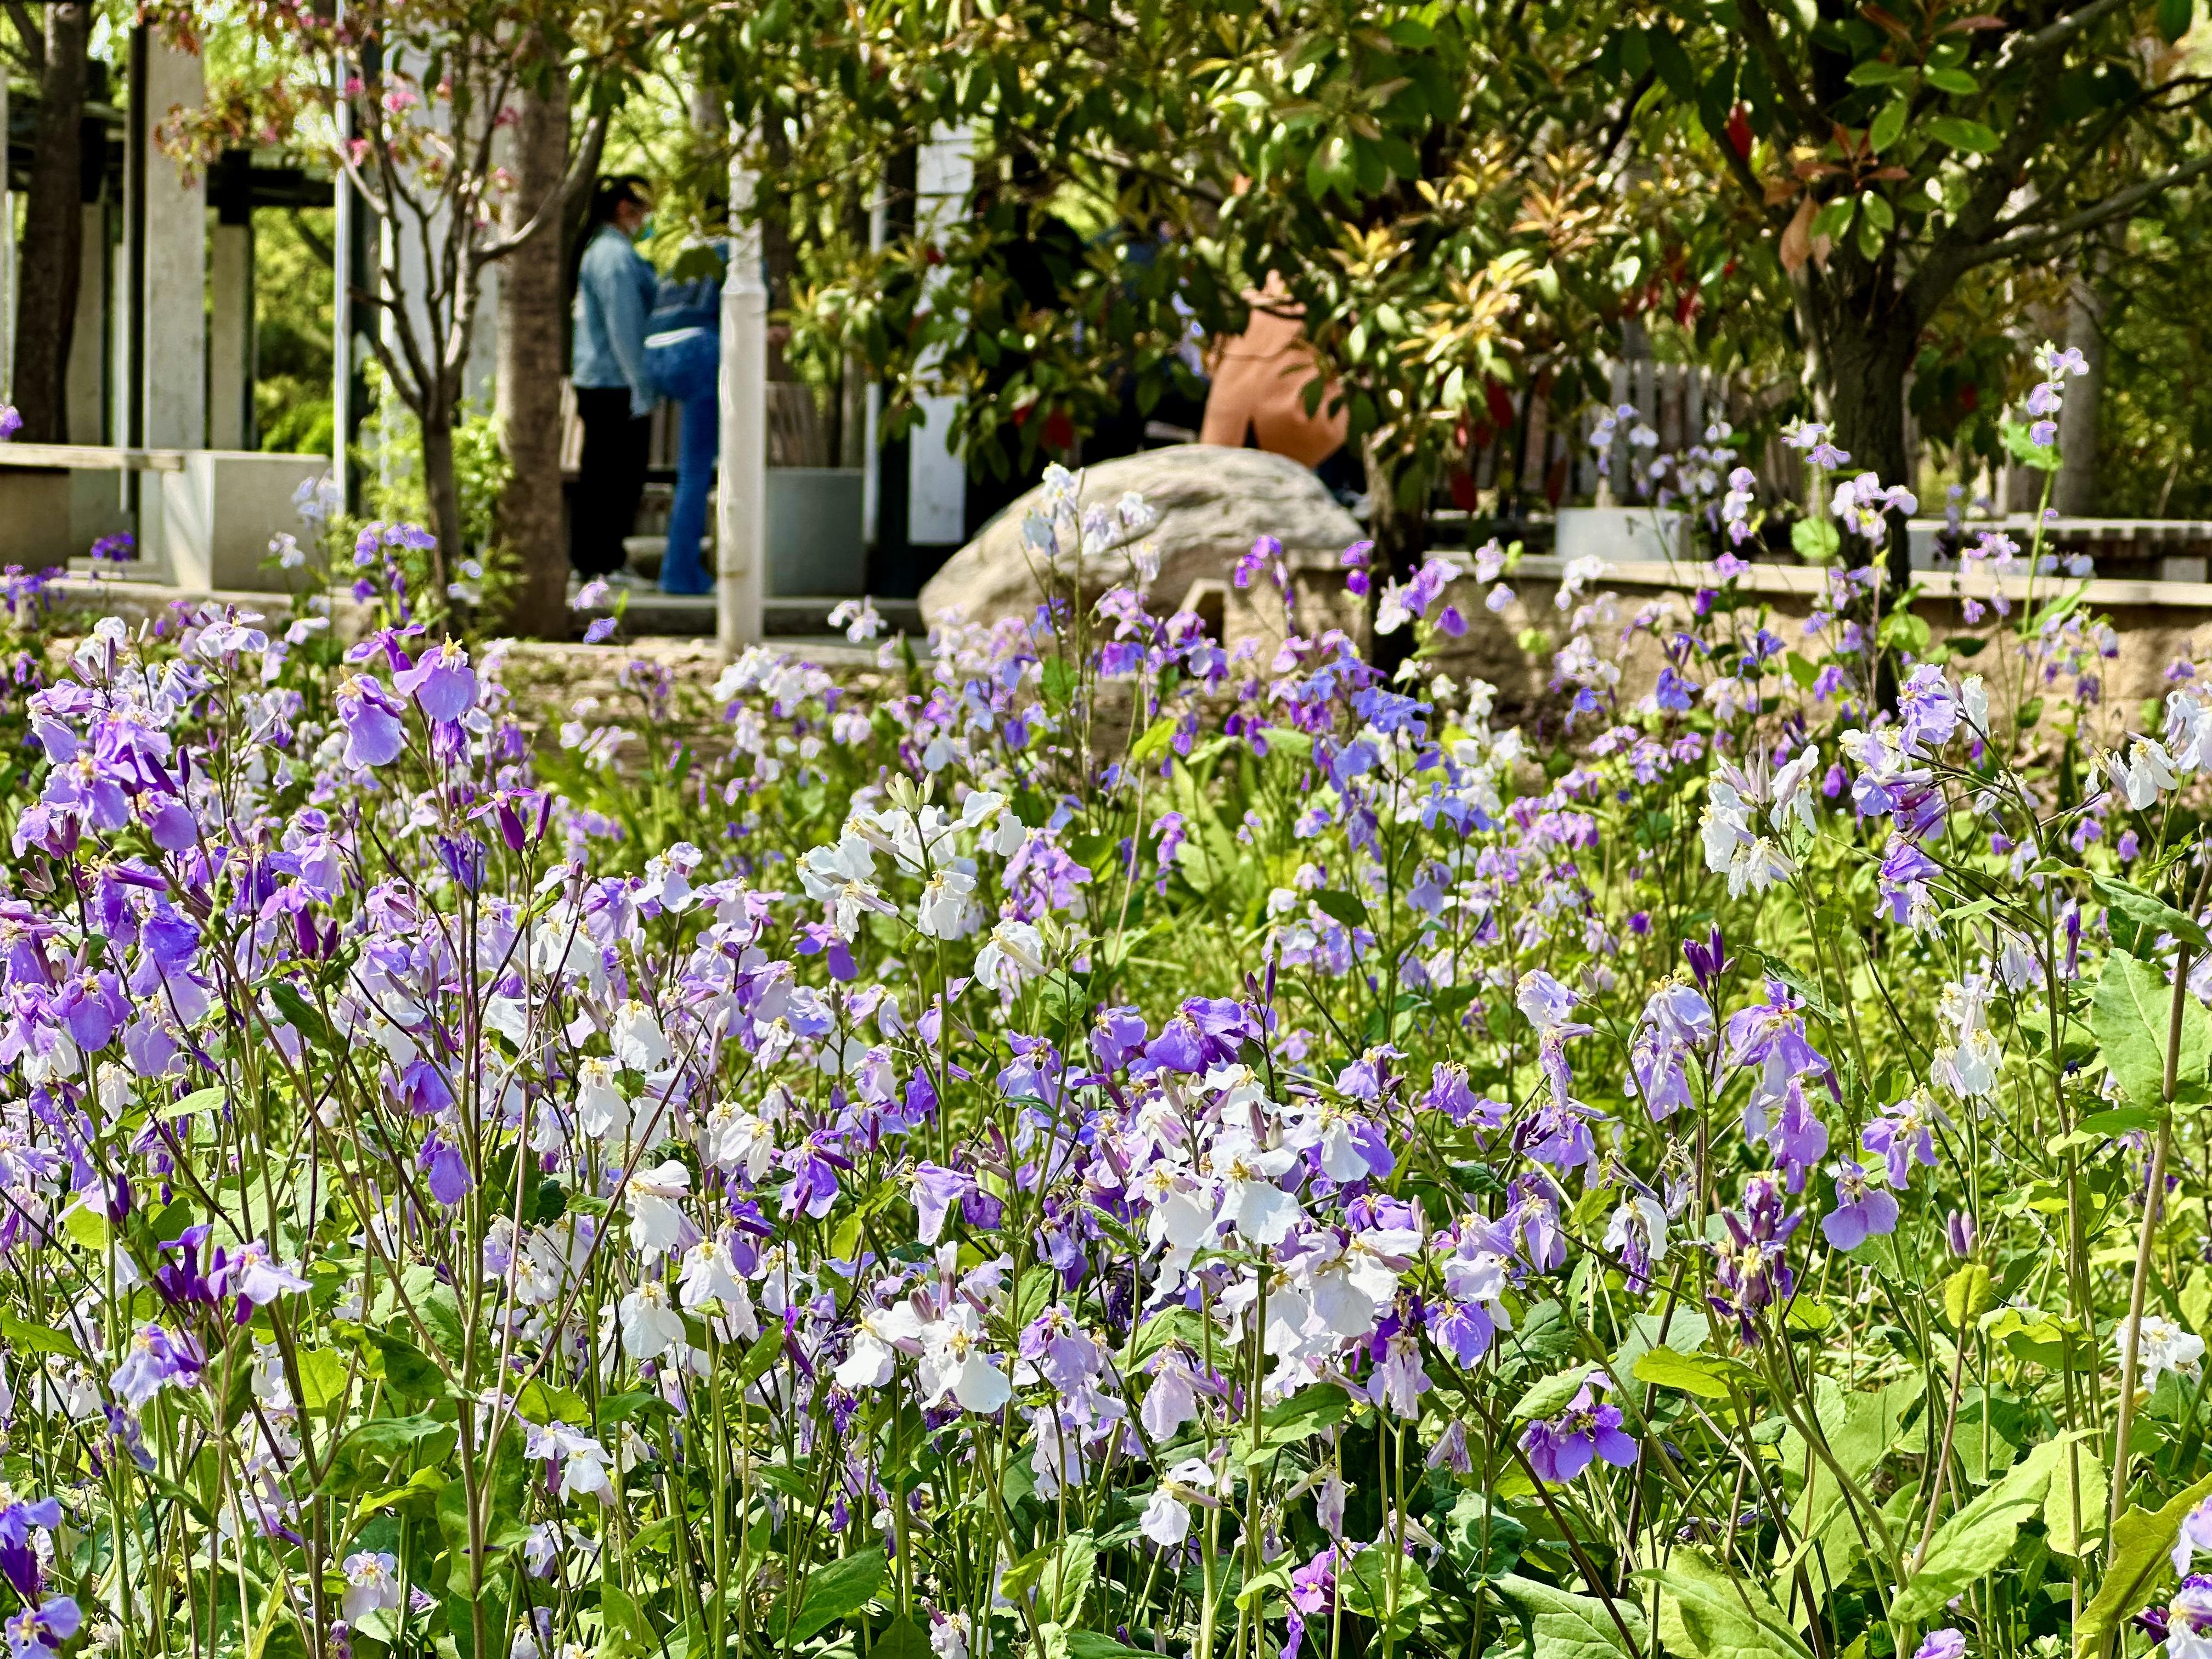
left=588, top=174, right=652, bottom=229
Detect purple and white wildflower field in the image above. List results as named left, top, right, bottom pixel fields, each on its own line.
left=7, top=346, right=2212, bottom=1659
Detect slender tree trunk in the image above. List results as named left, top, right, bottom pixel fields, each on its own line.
left=2055, top=255, right=2105, bottom=517
left=15, top=4, right=88, bottom=443
left=1803, top=279, right=1918, bottom=589
left=496, top=44, right=572, bottom=638
left=421, top=404, right=460, bottom=608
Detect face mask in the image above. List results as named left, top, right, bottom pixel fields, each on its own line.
left=636, top=216, right=655, bottom=238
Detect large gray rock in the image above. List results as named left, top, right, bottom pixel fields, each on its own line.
left=918, top=447, right=1364, bottom=642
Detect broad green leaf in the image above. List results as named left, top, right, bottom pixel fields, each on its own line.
left=1648, top=1548, right=1816, bottom=1659
left=1127, top=716, right=1178, bottom=767
left=1510, top=1364, right=1591, bottom=1423
left=1926, top=115, right=1998, bottom=152
left=874, top=1615, right=936, bottom=1659
left=2076, top=1469, right=2212, bottom=1658
left=1341, top=1550, right=1429, bottom=1633
left=1943, top=1263, right=1994, bottom=1331
left=292, top=1346, right=349, bottom=1412
left=1063, top=1631, right=1153, bottom=1659
left=1311, top=890, right=1367, bottom=930
left=1777, top=1375, right=1923, bottom=1573
left=772, top=1549, right=888, bottom=1642
left=361, top=1330, right=448, bottom=1401
left=0, top=1312, right=80, bottom=1358
left=1792, top=517, right=1841, bottom=564
left=156, top=1085, right=225, bottom=1122
left=2042, top=1440, right=2107, bottom=1556
left=1632, top=1346, right=1747, bottom=1401
left=1491, top=1572, right=1645, bottom=1658
left=598, top=1583, right=654, bottom=1659
left=2092, top=950, right=2210, bottom=1105
left=1893, top=1434, right=2073, bottom=1621
left=2096, top=873, right=2211, bottom=953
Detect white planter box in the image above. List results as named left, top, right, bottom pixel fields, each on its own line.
left=155, top=451, right=330, bottom=591
left=1554, top=505, right=1687, bottom=565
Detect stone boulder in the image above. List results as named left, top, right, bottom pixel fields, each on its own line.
left=918, top=447, right=1365, bottom=646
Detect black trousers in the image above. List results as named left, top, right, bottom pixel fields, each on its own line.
left=571, top=388, right=651, bottom=578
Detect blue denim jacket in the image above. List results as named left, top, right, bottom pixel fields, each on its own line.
left=572, top=224, right=659, bottom=418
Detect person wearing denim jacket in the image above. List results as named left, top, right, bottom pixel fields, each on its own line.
left=570, top=176, right=659, bottom=579
left=642, top=246, right=727, bottom=596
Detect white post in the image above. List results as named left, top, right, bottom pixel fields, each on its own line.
left=0, top=69, right=14, bottom=399
left=716, top=142, right=768, bottom=654
left=332, top=13, right=351, bottom=507
left=860, top=180, right=885, bottom=550
left=907, top=124, right=972, bottom=545
left=141, top=40, right=205, bottom=450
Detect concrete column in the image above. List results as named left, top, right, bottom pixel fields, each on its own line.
left=66, top=203, right=105, bottom=441
left=716, top=144, right=768, bottom=654
left=208, top=218, right=252, bottom=449
left=907, top=123, right=971, bottom=546
left=140, top=39, right=205, bottom=450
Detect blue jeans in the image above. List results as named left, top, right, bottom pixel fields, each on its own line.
left=647, top=328, right=719, bottom=595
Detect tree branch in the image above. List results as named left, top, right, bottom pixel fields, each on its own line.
left=4, top=3, right=42, bottom=76
left=477, top=110, right=612, bottom=262
left=1961, top=148, right=2212, bottom=270
left=1735, top=0, right=1826, bottom=139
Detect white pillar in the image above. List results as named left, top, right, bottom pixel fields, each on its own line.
left=141, top=40, right=205, bottom=450
left=209, top=221, right=251, bottom=449
left=66, top=204, right=104, bottom=440
left=332, top=15, right=351, bottom=506
left=907, top=125, right=972, bottom=545
left=716, top=145, right=768, bottom=654
left=0, top=69, right=14, bottom=399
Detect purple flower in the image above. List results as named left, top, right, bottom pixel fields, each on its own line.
left=1521, top=1381, right=1637, bottom=1482
left=0, top=1498, right=60, bottom=1597
left=912, top=1162, right=973, bottom=1244
left=1709, top=1173, right=1802, bottom=1343
left=1860, top=1096, right=1941, bottom=1188
left=1820, top=1159, right=1897, bottom=1251
left=3, top=1595, right=78, bottom=1659
left=110, top=1323, right=203, bottom=1407
left=336, top=673, right=408, bottom=768
left=1091, top=1006, right=1149, bottom=1071
left=1682, top=925, right=1731, bottom=991
left=421, top=1136, right=471, bottom=1206
left=1912, top=1631, right=1965, bottom=1659
left=0, top=405, right=21, bottom=442
left=584, top=617, right=617, bottom=645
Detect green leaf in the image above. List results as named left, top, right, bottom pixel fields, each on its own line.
left=1040, top=656, right=1079, bottom=712
left=874, top=1615, right=936, bottom=1659
left=1893, top=1435, right=2073, bottom=1621
left=2078, top=1469, right=2212, bottom=1657
left=266, top=981, right=332, bottom=1049
left=0, top=1312, right=81, bottom=1358
left=1790, top=516, right=1840, bottom=564
left=1127, top=716, right=1179, bottom=768
left=598, top=1583, right=654, bottom=1659
left=1943, top=1263, right=1994, bottom=1331
left=1063, top=1637, right=1153, bottom=1659
left=737, top=1326, right=785, bottom=1386
left=2042, top=1440, right=2107, bottom=1556
left=1845, top=59, right=1908, bottom=84
left=2160, top=0, right=2193, bottom=43
left=1491, top=1573, right=1645, bottom=1658
left=1511, top=1364, right=1592, bottom=1424
left=156, top=1085, right=225, bottom=1122
left=776, top=1549, right=888, bottom=1643
left=2092, top=950, right=2211, bottom=1105
left=1875, top=97, right=1910, bottom=151
left=1644, top=24, right=1699, bottom=99
left=1341, top=1550, right=1429, bottom=1634
left=361, top=1330, right=448, bottom=1401
left=1632, top=1346, right=1747, bottom=1401
left=292, top=1347, right=350, bottom=1413
left=1925, top=66, right=1979, bottom=94
left=1648, top=1548, right=1816, bottom=1659
left=1311, top=890, right=1368, bottom=930
left=2094, top=873, right=2211, bottom=952
left=1926, top=115, right=1999, bottom=152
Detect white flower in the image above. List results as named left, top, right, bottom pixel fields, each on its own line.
left=1213, top=1125, right=1302, bottom=1245
left=836, top=1302, right=922, bottom=1390
left=917, top=1305, right=1012, bottom=1413
left=916, top=868, right=984, bottom=940
left=1140, top=1457, right=1221, bottom=1546
left=611, top=1002, right=672, bottom=1073
left=974, top=920, right=1046, bottom=996
left=2166, top=689, right=2212, bottom=774
left=2112, top=737, right=2180, bottom=811
left=2118, top=1313, right=2206, bottom=1389
left=341, top=1551, right=401, bottom=1622
left=627, top=1161, right=698, bottom=1261
left=525, top=1420, right=612, bottom=1501
left=617, top=1282, right=689, bottom=1360
left=678, top=1237, right=760, bottom=1339
left=574, top=1057, right=630, bottom=1141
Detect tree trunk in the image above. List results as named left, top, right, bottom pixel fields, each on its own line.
left=1801, top=274, right=1918, bottom=590
left=2055, top=259, right=2105, bottom=517
left=15, top=4, right=88, bottom=443
left=421, top=407, right=460, bottom=612
left=496, top=46, right=572, bottom=638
